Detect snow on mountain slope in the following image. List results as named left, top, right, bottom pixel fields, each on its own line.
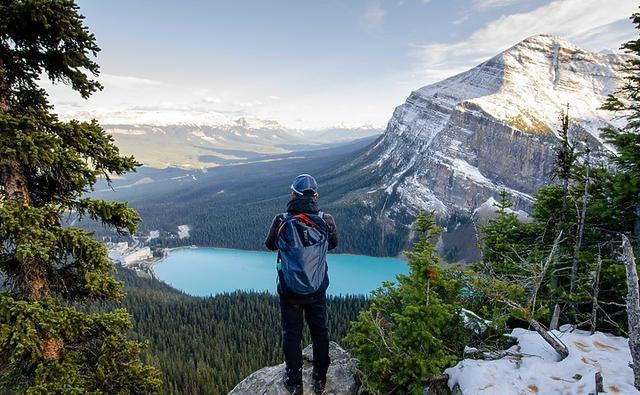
left=64, top=108, right=235, bottom=127
left=326, top=35, right=627, bottom=260
left=465, top=35, right=623, bottom=145
left=385, top=34, right=624, bottom=213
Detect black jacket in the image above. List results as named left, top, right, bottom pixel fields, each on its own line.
left=264, top=196, right=337, bottom=301
left=264, top=197, right=338, bottom=251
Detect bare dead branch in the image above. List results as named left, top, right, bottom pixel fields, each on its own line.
left=590, top=250, right=602, bottom=334
left=621, top=234, right=640, bottom=389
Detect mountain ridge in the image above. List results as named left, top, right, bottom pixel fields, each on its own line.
left=316, top=34, right=627, bottom=260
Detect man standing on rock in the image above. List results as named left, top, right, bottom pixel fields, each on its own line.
left=265, top=174, right=338, bottom=395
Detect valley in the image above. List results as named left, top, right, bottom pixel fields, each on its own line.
left=90, top=135, right=412, bottom=257
left=92, top=35, right=626, bottom=262
left=100, top=119, right=382, bottom=168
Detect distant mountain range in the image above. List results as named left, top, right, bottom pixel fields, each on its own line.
left=94, top=35, right=627, bottom=261
left=92, top=117, right=381, bottom=168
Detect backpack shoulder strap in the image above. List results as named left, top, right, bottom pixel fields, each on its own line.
left=317, top=211, right=327, bottom=225
left=276, top=213, right=291, bottom=239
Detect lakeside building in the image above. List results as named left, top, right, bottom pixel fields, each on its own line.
left=106, top=242, right=152, bottom=267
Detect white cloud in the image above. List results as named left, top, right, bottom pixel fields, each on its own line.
left=473, top=0, right=523, bottom=9
left=452, top=14, right=470, bottom=25
left=97, top=74, right=164, bottom=88
left=359, top=1, right=387, bottom=31
left=411, top=0, right=636, bottom=83
left=574, top=18, right=635, bottom=52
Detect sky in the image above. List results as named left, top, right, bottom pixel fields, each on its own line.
left=45, top=0, right=638, bottom=130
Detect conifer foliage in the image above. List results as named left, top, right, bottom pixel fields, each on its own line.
left=345, top=213, right=470, bottom=394
left=601, top=10, right=640, bottom=245
left=0, top=1, right=159, bottom=393
left=601, top=10, right=640, bottom=388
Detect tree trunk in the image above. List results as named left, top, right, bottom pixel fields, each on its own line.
left=527, top=316, right=569, bottom=360
left=1, top=158, right=31, bottom=204
left=531, top=231, right=563, bottom=314
left=595, top=371, right=604, bottom=394
left=590, top=251, right=602, bottom=334
left=422, top=374, right=451, bottom=395
left=570, top=156, right=590, bottom=294
left=0, top=72, right=30, bottom=204
left=550, top=304, right=561, bottom=331
left=635, top=204, right=640, bottom=251
left=622, top=234, right=640, bottom=390
left=0, top=81, right=60, bottom=358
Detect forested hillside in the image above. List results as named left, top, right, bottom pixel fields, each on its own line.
left=113, top=269, right=369, bottom=394
left=88, top=136, right=412, bottom=257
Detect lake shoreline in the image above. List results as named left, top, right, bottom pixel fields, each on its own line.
left=161, top=245, right=408, bottom=259
left=151, top=247, right=409, bottom=297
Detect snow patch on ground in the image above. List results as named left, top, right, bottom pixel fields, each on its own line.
left=473, top=197, right=531, bottom=223
left=446, top=326, right=639, bottom=395
left=177, top=225, right=191, bottom=239
left=147, top=230, right=160, bottom=241
left=461, top=308, right=491, bottom=334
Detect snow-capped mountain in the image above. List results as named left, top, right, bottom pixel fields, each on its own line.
left=325, top=35, right=627, bottom=260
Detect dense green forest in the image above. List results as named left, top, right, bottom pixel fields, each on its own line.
left=113, top=268, right=370, bottom=394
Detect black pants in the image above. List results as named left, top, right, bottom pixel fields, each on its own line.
left=280, top=293, right=330, bottom=384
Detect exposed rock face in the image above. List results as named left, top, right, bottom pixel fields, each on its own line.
left=229, top=342, right=359, bottom=395
left=326, top=35, right=627, bottom=260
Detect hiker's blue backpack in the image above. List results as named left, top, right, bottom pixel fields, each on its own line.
left=276, top=212, right=329, bottom=295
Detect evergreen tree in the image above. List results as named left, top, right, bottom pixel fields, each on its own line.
left=478, top=190, right=538, bottom=277
left=553, top=105, right=576, bottom=197
left=345, top=212, right=469, bottom=394
left=0, top=1, right=159, bottom=393
left=601, top=10, right=640, bottom=246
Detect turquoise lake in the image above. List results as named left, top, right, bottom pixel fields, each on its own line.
left=154, top=248, right=408, bottom=296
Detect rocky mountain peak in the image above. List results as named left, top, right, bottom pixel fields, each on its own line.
left=415, top=34, right=626, bottom=139
left=326, top=35, right=628, bottom=261
left=511, top=34, right=577, bottom=51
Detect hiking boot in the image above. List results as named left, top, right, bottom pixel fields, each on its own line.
left=283, top=373, right=303, bottom=395
left=312, top=376, right=326, bottom=394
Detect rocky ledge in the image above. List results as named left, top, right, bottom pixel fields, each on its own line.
left=229, top=342, right=359, bottom=395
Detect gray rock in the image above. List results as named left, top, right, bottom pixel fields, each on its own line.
left=228, top=342, right=359, bottom=395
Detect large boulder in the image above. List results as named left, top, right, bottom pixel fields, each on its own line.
left=229, top=342, right=359, bottom=395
